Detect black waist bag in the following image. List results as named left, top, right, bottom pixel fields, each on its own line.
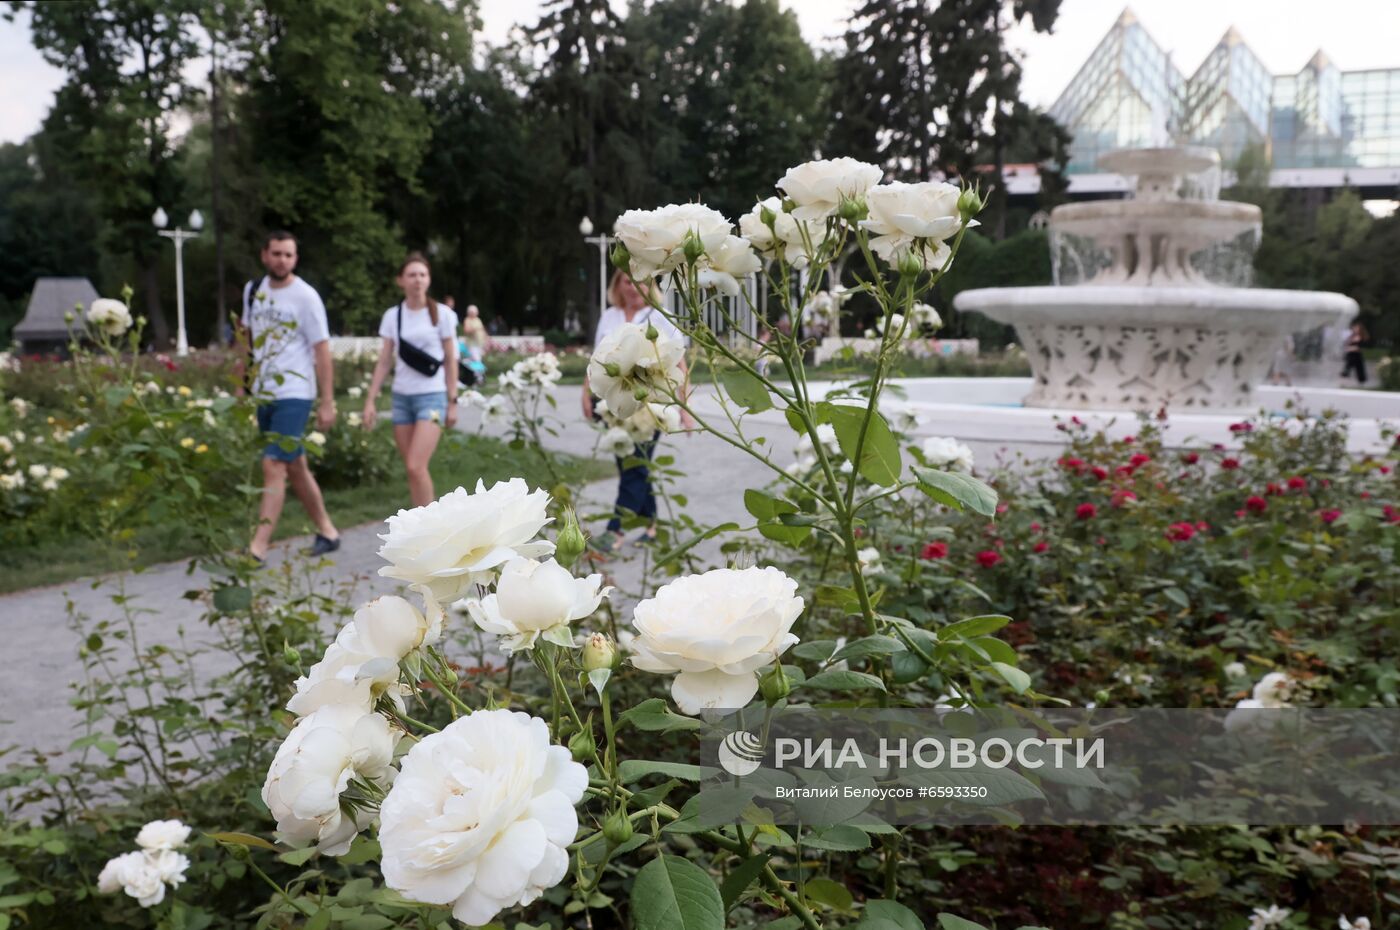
left=397, top=303, right=442, bottom=377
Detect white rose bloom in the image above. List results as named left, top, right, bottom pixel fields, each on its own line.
left=630, top=566, right=804, bottom=714
left=601, top=426, right=634, bottom=458
left=739, top=196, right=816, bottom=267
left=459, top=390, right=486, bottom=409
left=480, top=393, right=509, bottom=428
left=911, top=302, right=943, bottom=332
left=41, top=477, right=59, bottom=491
left=28, top=464, right=47, bottom=479
left=307, top=431, right=327, bottom=447
left=262, top=704, right=400, bottom=855
left=876, top=313, right=906, bottom=336
left=1340, top=917, right=1372, bottom=930
left=287, top=595, right=442, bottom=717
left=0, top=473, right=23, bottom=491
left=862, top=180, right=963, bottom=245
left=87, top=298, right=134, bottom=336
left=587, top=322, right=686, bottom=419
left=147, top=849, right=190, bottom=890
left=348, top=386, right=363, bottom=398
left=777, top=157, right=883, bottom=222
left=613, top=203, right=732, bottom=278
left=0, top=437, right=11, bottom=453
left=378, top=478, right=554, bottom=605
left=100, top=850, right=167, bottom=907
left=697, top=235, right=762, bottom=296
left=1224, top=661, right=1248, bottom=679
left=856, top=547, right=882, bottom=573
left=379, top=710, right=587, bottom=927
left=1248, top=906, right=1292, bottom=930
left=135, top=819, right=190, bottom=851
left=467, top=557, right=610, bottom=652
left=921, top=436, right=975, bottom=473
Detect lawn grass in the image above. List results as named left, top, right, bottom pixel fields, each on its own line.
left=0, top=434, right=609, bottom=595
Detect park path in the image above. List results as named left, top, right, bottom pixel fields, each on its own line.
left=0, top=383, right=1034, bottom=753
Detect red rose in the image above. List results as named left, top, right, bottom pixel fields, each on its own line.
left=920, top=541, right=948, bottom=560
left=1195, top=521, right=1209, bottom=531
left=1059, top=456, right=1085, bottom=471
left=1030, top=522, right=1042, bottom=533
left=1110, top=490, right=1137, bottom=508
left=1033, top=540, right=1049, bottom=553
left=1229, top=422, right=1253, bottom=433
left=1075, top=502, right=1097, bottom=520
left=1129, top=453, right=1151, bottom=468
left=976, top=550, right=1002, bottom=568
left=1091, top=466, right=1109, bottom=481
left=1122, top=436, right=1136, bottom=444
left=1221, top=458, right=1240, bottom=470
left=1319, top=509, right=1342, bottom=524
left=1165, top=522, right=1195, bottom=542
left=1115, top=465, right=1135, bottom=478
left=1265, top=482, right=1283, bottom=496
left=1245, top=495, right=1268, bottom=513
left=1181, top=452, right=1200, bottom=464
left=1286, top=476, right=1307, bottom=491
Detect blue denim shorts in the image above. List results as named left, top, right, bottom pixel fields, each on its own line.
left=256, top=398, right=314, bottom=461
left=391, top=391, right=448, bottom=426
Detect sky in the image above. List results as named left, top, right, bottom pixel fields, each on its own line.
left=4, top=0, right=1400, bottom=145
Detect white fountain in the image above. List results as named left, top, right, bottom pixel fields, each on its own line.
left=955, top=146, right=1358, bottom=411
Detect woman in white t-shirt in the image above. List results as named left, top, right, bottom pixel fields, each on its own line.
left=582, top=270, right=694, bottom=555
left=362, top=252, right=459, bottom=506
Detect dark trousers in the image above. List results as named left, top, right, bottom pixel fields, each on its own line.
left=609, top=433, right=659, bottom=533
left=1343, top=350, right=1367, bottom=384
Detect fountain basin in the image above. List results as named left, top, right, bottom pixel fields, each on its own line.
left=957, top=286, right=1357, bottom=411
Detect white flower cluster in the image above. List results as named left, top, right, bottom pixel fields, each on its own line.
left=1247, top=905, right=1291, bottom=930
left=501, top=351, right=563, bottom=391
left=587, top=322, right=687, bottom=419
left=613, top=203, right=760, bottom=294
left=921, top=436, right=975, bottom=473
left=87, top=298, right=134, bottom=337
left=96, top=820, right=191, bottom=908
left=1, top=464, right=70, bottom=492
left=8, top=398, right=30, bottom=417
left=1224, top=671, right=1295, bottom=732
left=802, top=289, right=846, bottom=329
left=593, top=397, right=681, bottom=457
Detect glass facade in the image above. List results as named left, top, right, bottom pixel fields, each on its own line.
left=1052, top=14, right=1400, bottom=173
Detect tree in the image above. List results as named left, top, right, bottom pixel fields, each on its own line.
left=235, top=0, right=472, bottom=331
left=14, top=0, right=210, bottom=347
left=827, top=0, right=1062, bottom=235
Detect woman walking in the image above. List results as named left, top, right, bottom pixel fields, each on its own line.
left=581, top=270, right=693, bottom=554
left=362, top=253, right=459, bottom=506
left=1342, top=321, right=1368, bottom=385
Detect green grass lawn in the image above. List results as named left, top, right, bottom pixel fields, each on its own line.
left=0, top=434, right=609, bottom=595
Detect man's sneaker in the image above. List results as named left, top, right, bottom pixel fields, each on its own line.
left=306, top=533, right=341, bottom=557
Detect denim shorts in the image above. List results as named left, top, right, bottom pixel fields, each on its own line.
left=256, top=398, right=314, bottom=461
left=391, top=391, right=448, bottom=426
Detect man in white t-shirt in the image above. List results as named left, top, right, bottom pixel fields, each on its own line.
left=236, top=231, right=341, bottom=563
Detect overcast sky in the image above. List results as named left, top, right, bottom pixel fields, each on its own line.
left=4, top=0, right=1399, bottom=145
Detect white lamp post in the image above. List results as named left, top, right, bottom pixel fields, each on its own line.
left=579, top=216, right=610, bottom=317
left=153, top=207, right=204, bottom=356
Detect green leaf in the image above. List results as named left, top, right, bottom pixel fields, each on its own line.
left=802, top=877, right=854, bottom=911
left=991, top=662, right=1031, bottom=694
left=938, top=915, right=990, bottom=930
left=830, top=635, right=904, bottom=664
left=722, top=368, right=774, bottom=413
left=631, top=855, right=725, bottom=930
left=618, top=760, right=712, bottom=783
left=784, top=406, right=806, bottom=434
left=620, top=699, right=705, bottom=734
left=304, top=911, right=332, bottom=930
left=206, top=831, right=278, bottom=851
left=718, top=853, right=770, bottom=911
left=278, top=846, right=317, bottom=866
left=939, top=615, right=1011, bottom=640
left=914, top=468, right=998, bottom=517
left=587, top=668, right=612, bottom=696
left=855, top=900, right=924, bottom=930
left=745, top=490, right=811, bottom=545
left=817, top=402, right=901, bottom=487
left=801, top=669, right=887, bottom=692
left=1163, top=587, right=1190, bottom=609
left=338, top=837, right=381, bottom=866
left=212, top=585, right=252, bottom=615
left=803, top=824, right=871, bottom=852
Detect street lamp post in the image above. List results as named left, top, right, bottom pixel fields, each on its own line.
left=579, top=216, right=611, bottom=321
left=153, top=207, right=204, bottom=356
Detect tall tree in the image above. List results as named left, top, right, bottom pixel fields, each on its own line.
left=14, top=0, right=209, bottom=346
left=827, top=0, right=1063, bottom=235
left=236, top=0, right=472, bottom=331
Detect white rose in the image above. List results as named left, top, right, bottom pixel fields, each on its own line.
left=587, top=322, right=686, bottom=419
left=876, top=313, right=906, bottom=336
left=87, top=298, right=134, bottom=336
left=262, top=704, right=400, bottom=855
left=97, top=850, right=168, bottom=907
left=856, top=547, right=882, bottom=573
left=1252, top=672, right=1292, bottom=706
left=630, top=566, right=804, bottom=714
left=1224, top=661, right=1248, bottom=679
left=777, top=158, right=883, bottom=222
left=601, top=426, right=634, bottom=458
left=28, top=464, right=47, bottom=479
left=1340, top=917, right=1372, bottom=930
left=697, top=235, right=762, bottom=297
left=135, top=819, right=190, bottom=851
left=921, top=436, right=975, bottom=473
left=911, top=302, right=942, bottom=332
left=862, top=180, right=963, bottom=245
left=467, top=557, right=610, bottom=652
left=377, top=478, right=554, bottom=605
left=0, top=437, right=10, bottom=453
left=379, top=709, right=587, bottom=927
left=739, top=197, right=816, bottom=268
left=287, top=595, right=441, bottom=717
left=613, top=203, right=732, bottom=278
left=147, top=849, right=190, bottom=890
left=307, top=430, right=326, bottom=446
left=1248, top=906, right=1291, bottom=930
left=348, top=386, right=363, bottom=398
